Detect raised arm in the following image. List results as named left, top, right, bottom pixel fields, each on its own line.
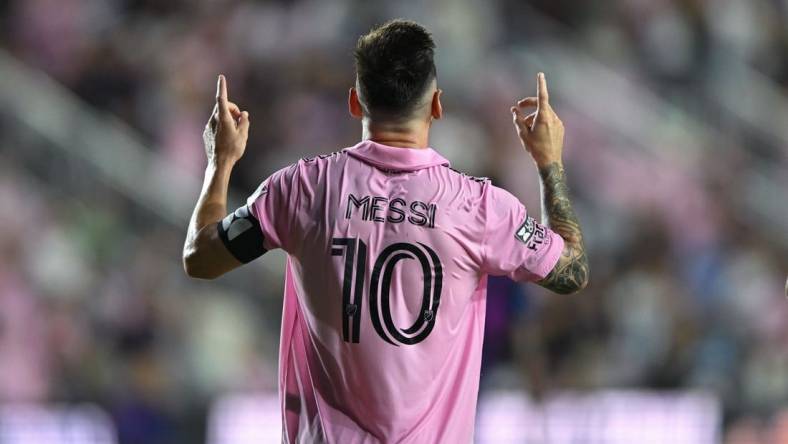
left=511, top=73, right=589, bottom=294
left=183, top=75, right=250, bottom=279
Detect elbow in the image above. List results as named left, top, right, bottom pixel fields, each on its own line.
left=569, top=276, right=589, bottom=295
left=544, top=244, right=590, bottom=295
left=565, top=268, right=590, bottom=295
left=553, top=281, right=588, bottom=296
left=552, top=282, right=586, bottom=295
left=552, top=265, right=590, bottom=295
left=564, top=251, right=590, bottom=295
left=183, top=251, right=219, bottom=280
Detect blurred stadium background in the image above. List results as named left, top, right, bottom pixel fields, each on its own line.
left=0, top=0, right=787, bottom=443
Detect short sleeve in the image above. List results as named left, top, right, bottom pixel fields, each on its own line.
left=246, top=163, right=300, bottom=253
left=480, top=184, right=564, bottom=282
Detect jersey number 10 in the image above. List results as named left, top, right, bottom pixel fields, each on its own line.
left=331, top=237, right=443, bottom=346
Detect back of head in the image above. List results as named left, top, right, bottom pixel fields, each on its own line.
left=354, top=20, right=437, bottom=120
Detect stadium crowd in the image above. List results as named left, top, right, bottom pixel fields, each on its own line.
left=1, top=0, right=786, bottom=442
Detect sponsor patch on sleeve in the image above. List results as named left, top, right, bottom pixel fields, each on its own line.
left=515, top=216, right=550, bottom=252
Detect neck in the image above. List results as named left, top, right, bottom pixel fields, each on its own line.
left=362, top=118, right=430, bottom=149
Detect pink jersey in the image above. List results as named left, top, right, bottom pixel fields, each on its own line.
left=246, top=140, right=564, bottom=443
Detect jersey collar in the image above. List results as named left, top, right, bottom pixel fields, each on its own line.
left=346, top=140, right=450, bottom=172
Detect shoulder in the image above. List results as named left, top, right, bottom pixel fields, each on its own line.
left=440, top=165, right=523, bottom=213
left=290, top=148, right=353, bottom=184
left=252, top=148, right=353, bottom=197
left=438, top=164, right=494, bottom=198
left=262, top=148, right=351, bottom=184
left=441, top=165, right=491, bottom=185
left=299, top=148, right=351, bottom=167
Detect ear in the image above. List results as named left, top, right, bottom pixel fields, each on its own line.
left=431, top=89, right=443, bottom=120
left=348, top=87, right=363, bottom=119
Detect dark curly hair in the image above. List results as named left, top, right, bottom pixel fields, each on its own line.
left=354, top=20, right=437, bottom=119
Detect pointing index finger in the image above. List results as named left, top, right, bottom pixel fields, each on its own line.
left=537, top=72, right=549, bottom=107
left=216, top=75, right=228, bottom=101
left=216, top=74, right=231, bottom=119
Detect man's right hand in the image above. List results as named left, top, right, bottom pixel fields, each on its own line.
left=510, top=73, right=588, bottom=294
left=203, top=75, right=250, bottom=166
left=511, top=72, right=564, bottom=167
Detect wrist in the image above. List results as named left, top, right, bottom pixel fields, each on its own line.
left=208, top=156, right=237, bottom=172
left=535, top=158, right=563, bottom=171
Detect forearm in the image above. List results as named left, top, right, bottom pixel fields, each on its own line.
left=183, top=160, right=235, bottom=275
left=538, top=162, right=582, bottom=245
left=188, top=161, right=234, bottom=234
left=537, top=161, right=589, bottom=293
left=197, top=160, right=234, bottom=222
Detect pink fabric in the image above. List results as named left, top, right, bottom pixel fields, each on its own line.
left=248, top=140, right=564, bottom=443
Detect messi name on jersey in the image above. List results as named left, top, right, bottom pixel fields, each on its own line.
left=345, top=193, right=437, bottom=228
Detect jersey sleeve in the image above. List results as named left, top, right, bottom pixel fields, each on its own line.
left=245, top=163, right=301, bottom=253
left=218, top=163, right=300, bottom=263
left=479, top=184, right=564, bottom=282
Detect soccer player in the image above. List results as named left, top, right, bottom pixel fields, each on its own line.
left=183, top=20, right=588, bottom=443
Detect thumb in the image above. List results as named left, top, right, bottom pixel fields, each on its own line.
left=524, top=112, right=537, bottom=129
left=511, top=106, right=526, bottom=127
left=238, top=111, right=250, bottom=136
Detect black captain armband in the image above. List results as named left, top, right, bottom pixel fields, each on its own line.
left=217, top=205, right=267, bottom=263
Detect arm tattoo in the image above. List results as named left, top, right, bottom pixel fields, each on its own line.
left=536, top=162, right=589, bottom=294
